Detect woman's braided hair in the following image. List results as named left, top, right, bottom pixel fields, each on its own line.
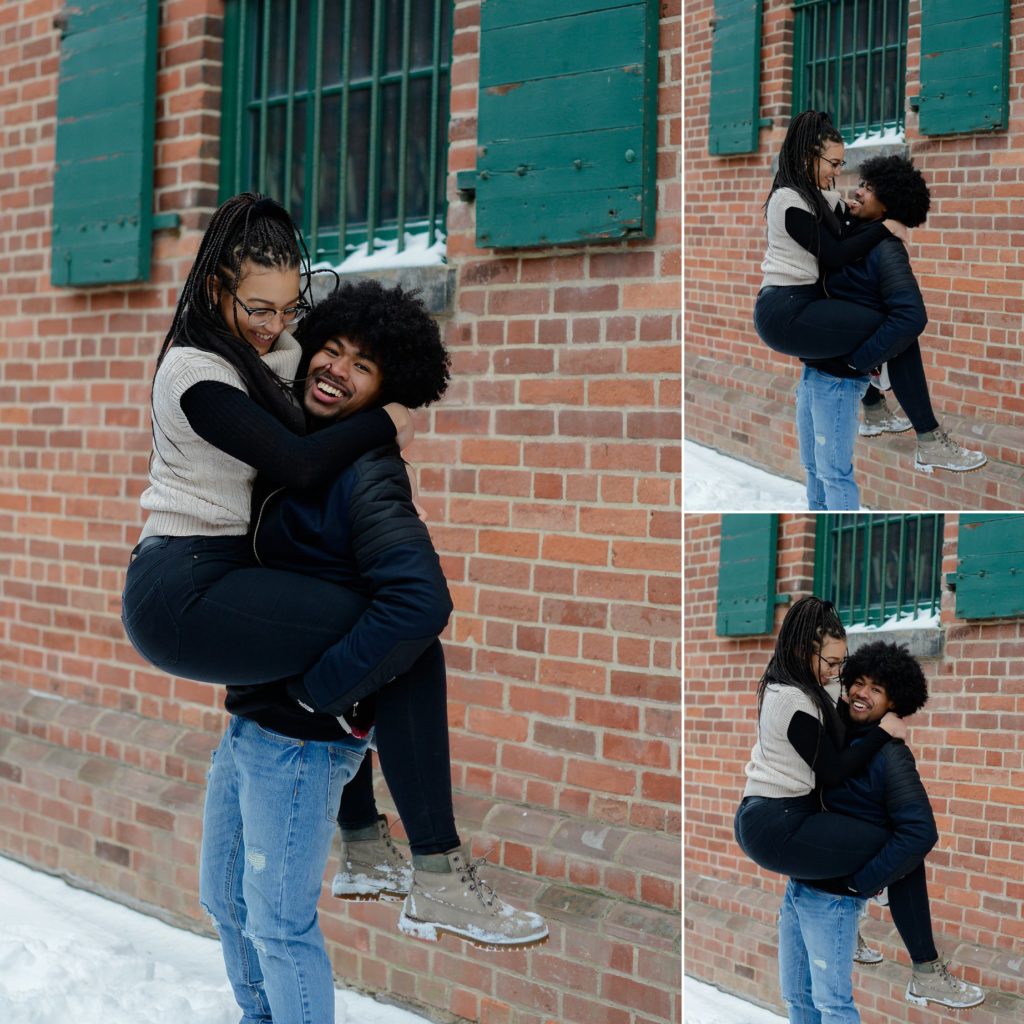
left=155, top=192, right=311, bottom=432
left=764, top=110, right=845, bottom=228
left=756, top=595, right=847, bottom=763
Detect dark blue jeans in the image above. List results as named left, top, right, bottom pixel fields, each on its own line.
left=122, top=535, right=458, bottom=854
left=735, top=795, right=937, bottom=964
left=755, top=287, right=939, bottom=434
left=735, top=795, right=891, bottom=878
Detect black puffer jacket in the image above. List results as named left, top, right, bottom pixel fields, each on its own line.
left=820, top=714, right=938, bottom=897
left=824, top=223, right=928, bottom=372
left=251, top=442, right=453, bottom=717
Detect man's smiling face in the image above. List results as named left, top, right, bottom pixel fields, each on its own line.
left=846, top=675, right=896, bottom=724
left=303, top=335, right=382, bottom=421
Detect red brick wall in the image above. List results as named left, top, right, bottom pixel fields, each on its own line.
left=685, top=0, right=1024, bottom=510
left=684, top=513, right=1024, bottom=1022
left=0, top=3, right=681, bottom=1023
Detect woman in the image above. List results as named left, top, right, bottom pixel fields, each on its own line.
left=121, top=193, right=412, bottom=697
left=734, top=596, right=906, bottom=878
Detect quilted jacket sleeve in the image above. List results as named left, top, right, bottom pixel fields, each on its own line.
left=298, top=449, right=453, bottom=715
left=847, top=741, right=938, bottom=896
left=843, top=238, right=928, bottom=372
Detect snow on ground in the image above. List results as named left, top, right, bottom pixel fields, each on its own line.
left=685, top=977, right=786, bottom=1024
left=0, top=855, right=431, bottom=1024
left=684, top=441, right=807, bottom=512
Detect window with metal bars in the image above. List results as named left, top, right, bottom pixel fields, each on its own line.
left=220, top=0, right=452, bottom=263
left=792, top=0, right=908, bottom=141
left=814, top=514, right=943, bottom=628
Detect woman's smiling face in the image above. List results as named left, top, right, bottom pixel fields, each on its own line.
left=815, top=140, right=846, bottom=190
left=216, top=260, right=303, bottom=356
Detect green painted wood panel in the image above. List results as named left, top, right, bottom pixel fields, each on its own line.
left=950, top=515, right=1024, bottom=620
left=918, top=0, right=1009, bottom=136
left=708, top=0, right=762, bottom=155
left=474, top=0, right=657, bottom=248
left=52, top=0, right=159, bottom=286
left=716, top=515, right=780, bottom=637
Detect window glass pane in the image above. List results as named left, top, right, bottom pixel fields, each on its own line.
left=795, top=0, right=907, bottom=140
left=232, top=0, right=450, bottom=257
left=823, top=515, right=941, bottom=627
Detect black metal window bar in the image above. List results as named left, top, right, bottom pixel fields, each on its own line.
left=820, top=514, right=944, bottom=628
left=223, top=0, right=452, bottom=262
left=792, top=0, right=908, bottom=141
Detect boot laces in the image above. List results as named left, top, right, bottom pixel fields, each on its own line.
left=458, top=856, right=498, bottom=908
left=932, top=960, right=967, bottom=992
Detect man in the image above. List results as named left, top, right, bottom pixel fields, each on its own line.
left=201, top=281, right=546, bottom=1024
left=779, top=641, right=984, bottom=1022
left=796, top=156, right=984, bottom=510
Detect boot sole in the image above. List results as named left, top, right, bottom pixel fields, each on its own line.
left=914, top=457, right=987, bottom=474
left=859, top=424, right=911, bottom=436
left=332, top=888, right=406, bottom=903
left=332, top=875, right=409, bottom=902
left=398, top=911, right=549, bottom=951
left=905, top=985, right=985, bottom=1009
left=853, top=954, right=883, bottom=965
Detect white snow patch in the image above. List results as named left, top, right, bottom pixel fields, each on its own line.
left=0, top=855, right=433, bottom=1024
left=581, top=827, right=611, bottom=851
left=685, top=976, right=787, bottom=1024
left=846, top=126, right=905, bottom=149
left=684, top=441, right=807, bottom=512
left=846, top=609, right=940, bottom=634
left=310, top=230, right=446, bottom=274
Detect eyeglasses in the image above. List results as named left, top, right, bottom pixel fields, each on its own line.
left=820, top=157, right=846, bottom=171
left=223, top=285, right=310, bottom=328
left=818, top=654, right=848, bottom=676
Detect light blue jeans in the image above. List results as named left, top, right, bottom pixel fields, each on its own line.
left=778, top=880, right=866, bottom=1024
left=795, top=367, right=870, bottom=511
left=199, top=715, right=368, bottom=1024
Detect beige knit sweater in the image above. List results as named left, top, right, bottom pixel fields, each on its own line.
left=139, top=333, right=301, bottom=539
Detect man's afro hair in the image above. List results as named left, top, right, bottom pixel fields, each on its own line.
left=859, top=155, right=931, bottom=228
left=840, top=640, right=928, bottom=718
left=295, top=279, right=450, bottom=409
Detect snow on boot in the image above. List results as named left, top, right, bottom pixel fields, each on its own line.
left=906, top=959, right=985, bottom=1009
left=860, top=396, right=911, bottom=436
left=398, top=848, right=549, bottom=951
left=853, top=929, right=883, bottom=965
left=915, top=429, right=986, bottom=473
left=332, top=815, right=412, bottom=902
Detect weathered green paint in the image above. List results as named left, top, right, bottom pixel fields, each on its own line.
left=709, top=0, right=763, bottom=155
left=918, top=0, right=1009, bottom=135
left=52, top=0, right=159, bottom=286
left=716, top=515, right=780, bottom=637
left=474, top=0, right=657, bottom=248
left=951, top=515, right=1024, bottom=620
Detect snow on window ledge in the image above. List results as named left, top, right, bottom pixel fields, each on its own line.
left=305, top=232, right=454, bottom=315
left=845, top=609, right=944, bottom=660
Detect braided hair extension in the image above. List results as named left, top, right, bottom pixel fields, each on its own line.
left=155, top=193, right=311, bottom=436
left=763, top=110, right=845, bottom=235
left=756, top=595, right=847, bottom=767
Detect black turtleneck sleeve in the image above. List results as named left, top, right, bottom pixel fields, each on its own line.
left=784, top=207, right=892, bottom=272
left=179, top=380, right=396, bottom=489
left=786, top=710, right=891, bottom=788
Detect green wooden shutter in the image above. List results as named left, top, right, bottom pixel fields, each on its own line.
left=473, top=0, right=658, bottom=249
left=708, top=0, right=762, bottom=155
left=917, top=0, right=1009, bottom=136
left=949, top=515, right=1024, bottom=620
left=52, top=0, right=159, bottom=286
left=716, top=514, right=783, bottom=636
